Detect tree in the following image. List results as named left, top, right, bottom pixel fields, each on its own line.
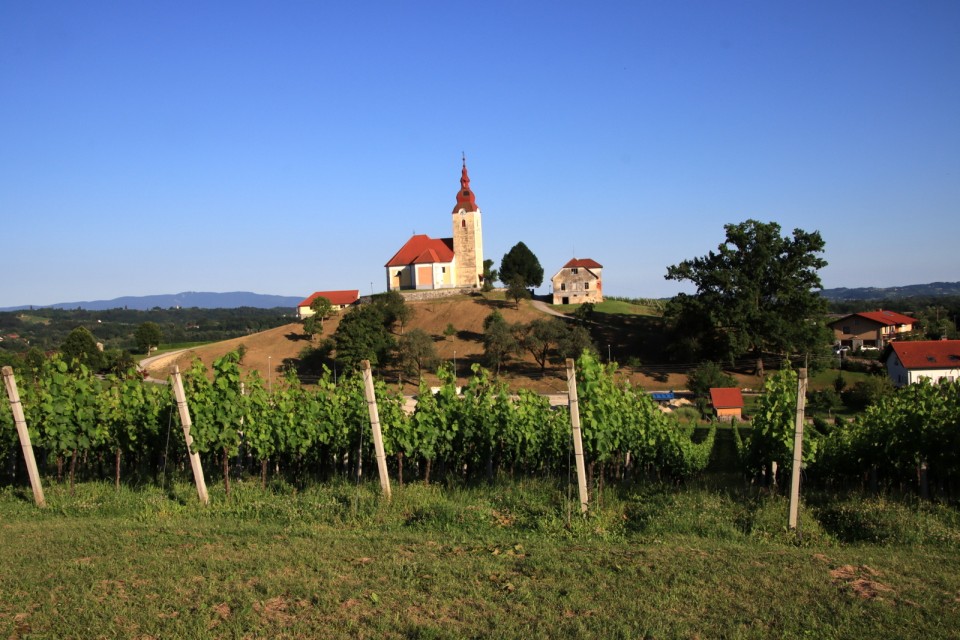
left=685, top=361, right=738, bottom=399
left=397, top=328, right=438, bottom=383
left=375, top=290, right=414, bottom=334
left=332, top=304, right=395, bottom=370
left=303, top=297, right=334, bottom=338
left=506, top=275, right=531, bottom=309
left=443, top=323, right=457, bottom=341
left=482, top=311, right=519, bottom=375
left=60, top=326, right=105, bottom=371
left=482, top=258, right=498, bottom=292
left=915, top=305, right=958, bottom=340
left=134, top=321, right=162, bottom=354
left=664, top=219, right=830, bottom=373
left=499, top=242, right=544, bottom=289
left=513, top=318, right=593, bottom=372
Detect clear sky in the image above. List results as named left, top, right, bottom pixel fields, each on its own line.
left=2, top=1, right=958, bottom=307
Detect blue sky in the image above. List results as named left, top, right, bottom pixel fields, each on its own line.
left=2, top=1, right=958, bottom=307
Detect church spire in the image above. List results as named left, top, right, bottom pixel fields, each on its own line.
left=453, top=153, right=479, bottom=213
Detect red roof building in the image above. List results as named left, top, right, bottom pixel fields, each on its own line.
left=829, top=309, right=916, bottom=348
left=385, top=158, right=484, bottom=291
left=710, top=387, right=744, bottom=422
left=884, top=339, right=960, bottom=387
left=296, top=290, right=359, bottom=318
left=551, top=258, right=604, bottom=305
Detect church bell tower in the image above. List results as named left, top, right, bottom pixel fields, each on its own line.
left=452, top=156, right=484, bottom=287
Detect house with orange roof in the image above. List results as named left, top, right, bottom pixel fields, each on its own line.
left=709, top=387, right=745, bottom=422
left=828, top=309, right=915, bottom=349
left=882, top=339, right=960, bottom=387
left=551, top=258, right=603, bottom=305
left=385, top=158, right=484, bottom=291
left=296, top=290, right=359, bottom=319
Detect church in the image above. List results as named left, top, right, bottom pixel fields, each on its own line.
left=384, top=158, right=484, bottom=291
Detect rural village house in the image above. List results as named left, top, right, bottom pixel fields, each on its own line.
left=296, top=290, right=359, bottom=319
left=551, top=258, right=603, bottom=305
left=709, top=387, right=744, bottom=422
left=828, top=310, right=915, bottom=349
left=384, top=158, right=484, bottom=291
left=882, top=339, right=960, bottom=387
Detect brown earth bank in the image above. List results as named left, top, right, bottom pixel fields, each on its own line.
left=143, top=293, right=764, bottom=394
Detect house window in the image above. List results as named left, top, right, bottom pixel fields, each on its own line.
left=584, top=282, right=590, bottom=290
left=571, top=268, right=578, bottom=274
left=560, top=283, right=566, bottom=291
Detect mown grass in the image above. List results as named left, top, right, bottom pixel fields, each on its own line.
left=1, top=479, right=958, bottom=639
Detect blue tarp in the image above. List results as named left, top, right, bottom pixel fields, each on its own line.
left=650, top=392, right=675, bottom=402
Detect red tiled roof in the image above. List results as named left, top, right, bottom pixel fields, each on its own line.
left=709, top=387, right=744, bottom=409
left=297, top=290, right=359, bottom=308
left=563, top=258, right=603, bottom=269
left=889, top=340, right=960, bottom=370
left=832, top=310, right=915, bottom=327
left=385, top=234, right=455, bottom=267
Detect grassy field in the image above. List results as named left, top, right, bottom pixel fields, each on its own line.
left=2, top=479, right=958, bottom=639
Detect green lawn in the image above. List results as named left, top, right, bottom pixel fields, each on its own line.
left=1, top=479, right=957, bottom=638
left=553, top=299, right=658, bottom=316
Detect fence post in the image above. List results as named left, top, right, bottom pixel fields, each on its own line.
left=362, top=360, right=392, bottom=499
left=788, top=367, right=807, bottom=530
left=2, top=366, right=45, bottom=507
left=170, top=366, right=210, bottom=505
left=566, top=358, right=589, bottom=514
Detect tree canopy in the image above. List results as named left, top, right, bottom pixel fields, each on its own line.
left=134, top=322, right=162, bottom=354
left=60, top=326, right=105, bottom=371
left=664, top=219, right=830, bottom=370
left=499, top=242, right=543, bottom=289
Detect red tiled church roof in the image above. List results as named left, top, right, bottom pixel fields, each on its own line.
left=889, top=340, right=960, bottom=370
left=297, top=290, right=359, bottom=307
left=709, top=387, right=744, bottom=409
left=452, top=156, right=479, bottom=213
left=384, top=234, right=455, bottom=267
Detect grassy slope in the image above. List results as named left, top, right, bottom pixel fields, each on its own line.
left=1, top=481, right=958, bottom=639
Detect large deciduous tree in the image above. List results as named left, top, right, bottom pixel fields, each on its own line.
left=303, top=296, right=334, bottom=338
left=60, top=326, right=105, bottom=372
left=664, top=219, right=830, bottom=373
left=499, top=242, right=544, bottom=289
left=134, top=321, right=162, bottom=354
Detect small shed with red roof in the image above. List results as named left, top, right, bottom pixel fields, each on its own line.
left=296, top=290, right=360, bottom=319
left=551, top=258, right=603, bottom=305
left=710, top=387, right=745, bottom=422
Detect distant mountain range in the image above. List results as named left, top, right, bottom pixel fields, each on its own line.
left=820, top=281, right=960, bottom=301
left=1, top=291, right=304, bottom=312
left=3, top=282, right=959, bottom=312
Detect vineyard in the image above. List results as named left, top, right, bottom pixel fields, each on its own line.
left=3, top=345, right=960, bottom=505
left=1, top=351, right=720, bottom=497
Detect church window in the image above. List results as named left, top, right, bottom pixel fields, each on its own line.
left=461, top=219, right=466, bottom=228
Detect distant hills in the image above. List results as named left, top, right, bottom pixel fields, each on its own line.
left=819, top=282, right=960, bottom=301
left=3, top=281, right=959, bottom=312
left=1, top=291, right=304, bottom=312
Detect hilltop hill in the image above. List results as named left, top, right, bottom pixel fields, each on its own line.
left=143, top=292, right=763, bottom=393
left=821, top=281, right=960, bottom=300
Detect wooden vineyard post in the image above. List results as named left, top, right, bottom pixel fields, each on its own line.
left=788, top=367, right=808, bottom=530
left=170, top=366, right=210, bottom=505
left=2, top=366, right=45, bottom=507
left=565, top=358, right=589, bottom=514
left=361, top=360, right=392, bottom=500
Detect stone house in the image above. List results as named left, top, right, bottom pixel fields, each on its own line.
left=551, top=258, right=603, bottom=305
